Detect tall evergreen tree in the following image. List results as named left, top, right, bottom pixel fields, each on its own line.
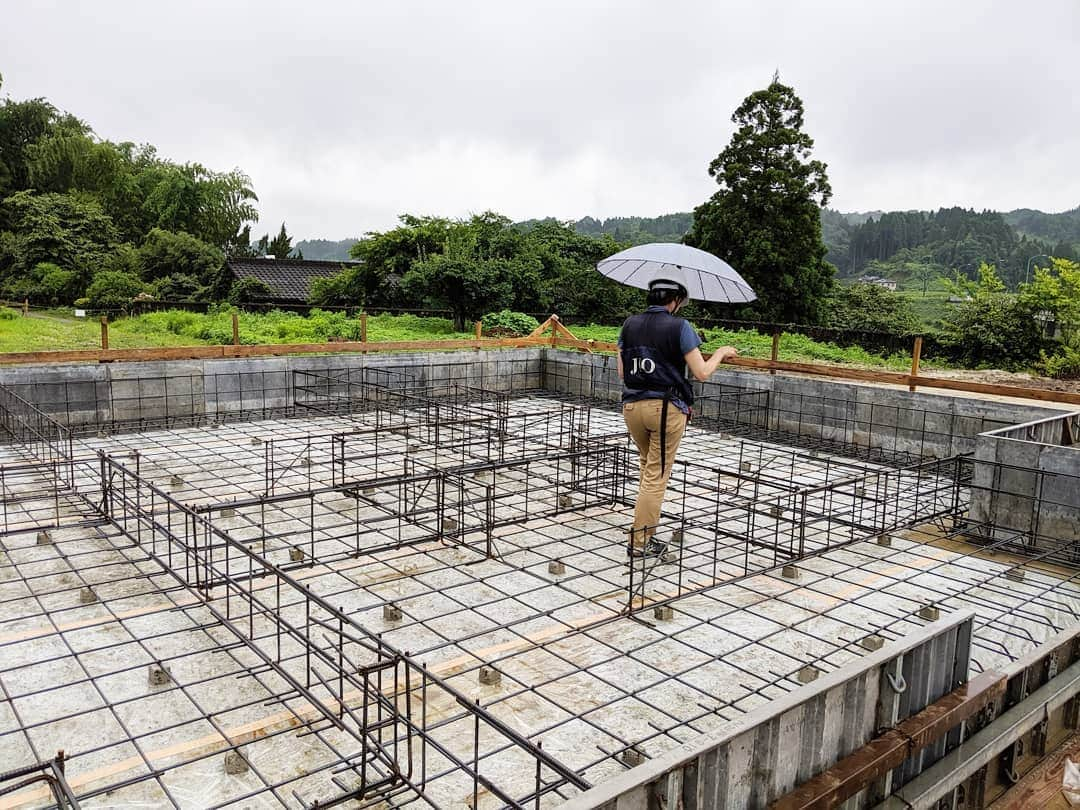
left=688, top=77, right=834, bottom=323
left=267, top=222, right=294, bottom=259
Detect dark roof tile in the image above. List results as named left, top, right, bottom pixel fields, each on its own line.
left=227, top=258, right=359, bottom=302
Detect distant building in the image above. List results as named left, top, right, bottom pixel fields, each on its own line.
left=856, top=275, right=898, bottom=291
left=224, top=257, right=359, bottom=304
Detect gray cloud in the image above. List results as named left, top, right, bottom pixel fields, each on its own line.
left=3, top=0, right=1078, bottom=238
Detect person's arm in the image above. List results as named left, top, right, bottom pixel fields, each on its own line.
left=684, top=345, right=738, bottom=382
left=617, top=352, right=624, bottom=379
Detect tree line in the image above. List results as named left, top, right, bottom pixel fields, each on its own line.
left=3, top=70, right=1077, bottom=377
left=0, top=72, right=300, bottom=309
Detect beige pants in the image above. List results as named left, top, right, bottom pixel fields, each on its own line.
left=623, top=399, right=687, bottom=547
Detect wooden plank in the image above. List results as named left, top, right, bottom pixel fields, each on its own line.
left=527, top=315, right=555, bottom=338
left=768, top=670, right=1006, bottom=810
left=909, top=337, right=923, bottom=392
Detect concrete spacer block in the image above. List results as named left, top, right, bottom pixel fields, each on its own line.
left=671, top=527, right=684, bottom=545
left=1006, top=567, right=1025, bottom=582
left=210, top=421, right=221, bottom=429
left=300, top=456, right=311, bottom=467
left=621, top=747, right=646, bottom=767
left=407, top=443, right=421, bottom=454
left=653, top=605, right=674, bottom=621
left=860, top=634, right=885, bottom=651
left=383, top=603, right=402, bottom=622
left=558, top=494, right=573, bottom=509
left=855, top=486, right=866, bottom=497
left=876, top=533, right=892, bottom=547
left=96, top=430, right=108, bottom=439
left=442, top=517, right=458, bottom=533
left=769, top=505, right=784, bottom=518
left=221, top=507, right=236, bottom=518
left=79, top=587, right=98, bottom=604
left=478, top=666, right=501, bottom=686
left=36, top=530, right=52, bottom=545
left=547, top=560, right=566, bottom=576
left=781, top=564, right=799, bottom=580
left=170, top=475, right=184, bottom=488
left=363, top=486, right=376, bottom=495
left=250, top=437, right=262, bottom=445
left=148, top=663, right=171, bottom=686
left=918, top=604, right=940, bottom=622
left=289, top=546, right=305, bottom=562
left=797, top=665, right=820, bottom=684
left=224, top=751, right=249, bottom=775
left=740, top=461, right=753, bottom=472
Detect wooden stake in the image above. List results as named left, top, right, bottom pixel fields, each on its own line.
left=22, top=299, right=28, bottom=316
left=231, top=312, right=239, bottom=346
left=474, top=320, right=482, bottom=351
left=100, top=316, right=109, bottom=350
left=770, top=330, right=781, bottom=374
left=909, top=336, right=923, bottom=392
left=359, top=312, right=368, bottom=354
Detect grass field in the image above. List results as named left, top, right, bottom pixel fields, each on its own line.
left=0, top=306, right=927, bottom=370
left=895, top=289, right=956, bottom=330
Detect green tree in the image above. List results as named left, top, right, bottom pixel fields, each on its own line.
left=137, top=227, right=224, bottom=291
left=941, top=263, right=1045, bottom=367
left=139, top=163, right=258, bottom=249
left=688, top=77, right=834, bottom=323
left=267, top=222, right=294, bottom=259
left=0, top=190, right=118, bottom=284
left=906, top=262, right=940, bottom=296
left=85, top=269, right=146, bottom=310
left=347, top=215, right=454, bottom=308
left=829, top=283, right=919, bottom=333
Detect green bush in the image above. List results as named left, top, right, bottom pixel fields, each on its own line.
left=0, top=308, right=17, bottom=320
left=940, top=295, right=1045, bottom=368
left=228, top=276, right=274, bottom=305
left=1040, top=345, right=1080, bottom=379
left=85, top=271, right=147, bottom=310
left=481, top=310, right=539, bottom=336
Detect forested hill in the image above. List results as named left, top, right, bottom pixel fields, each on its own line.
left=293, top=238, right=358, bottom=261
left=513, top=206, right=1079, bottom=290
left=516, top=214, right=694, bottom=245
left=1003, top=207, right=1080, bottom=244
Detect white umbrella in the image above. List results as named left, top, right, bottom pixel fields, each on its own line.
left=596, top=242, right=757, bottom=303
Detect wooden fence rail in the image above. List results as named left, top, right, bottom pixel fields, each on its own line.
left=2, top=314, right=1078, bottom=407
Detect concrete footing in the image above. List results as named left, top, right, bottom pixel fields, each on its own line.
left=148, top=663, right=172, bottom=686
left=797, top=665, right=820, bottom=683
left=224, top=751, right=249, bottom=775
left=918, top=605, right=941, bottom=621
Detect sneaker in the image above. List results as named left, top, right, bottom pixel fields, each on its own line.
left=628, top=538, right=669, bottom=559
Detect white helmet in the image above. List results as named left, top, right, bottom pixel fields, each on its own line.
left=647, top=265, right=691, bottom=300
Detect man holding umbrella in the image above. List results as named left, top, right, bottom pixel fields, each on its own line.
left=597, top=244, right=755, bottom=559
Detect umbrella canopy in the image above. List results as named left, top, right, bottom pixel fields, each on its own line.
left=596, top=243, right=757, bottom=303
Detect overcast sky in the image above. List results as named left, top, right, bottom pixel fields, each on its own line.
left=3, top=0, right=1078, bottom=240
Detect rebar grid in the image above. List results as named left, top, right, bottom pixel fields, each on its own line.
left=2, top=367, right=1078, bottom=809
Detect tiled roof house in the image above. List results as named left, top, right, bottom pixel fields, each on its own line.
left=225, top=257, right=359, bottom=303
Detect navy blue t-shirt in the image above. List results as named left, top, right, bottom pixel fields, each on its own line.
left=618, top=306, right=702, bottom=414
